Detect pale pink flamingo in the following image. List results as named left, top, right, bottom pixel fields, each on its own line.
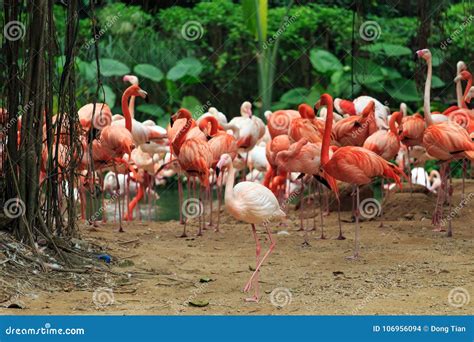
left=216, top=153, right=285, bottom=302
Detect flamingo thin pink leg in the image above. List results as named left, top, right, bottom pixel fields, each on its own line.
left=243, top=225, right=275, bottom=293
left=298, top=184, right=305, bottom=231
left=347, top=186, right=360, bottom=259
left=318, top=184, right=326, bottom=239
left=113, top=163, right=124, bottom=233
left=245, top=224, right=261, bottom=302
left=178, top=175, right=184, bottom=224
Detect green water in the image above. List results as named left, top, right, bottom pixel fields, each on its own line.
left=154, top=182, right=186, bottom=221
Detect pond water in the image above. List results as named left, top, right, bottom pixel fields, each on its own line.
left=84, top=180, right=188, bottom=222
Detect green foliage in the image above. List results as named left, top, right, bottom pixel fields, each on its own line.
left=46, top=0, right=472, bottom=124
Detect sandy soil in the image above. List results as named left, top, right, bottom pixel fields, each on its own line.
left=1, top=180, right=473, bottom=315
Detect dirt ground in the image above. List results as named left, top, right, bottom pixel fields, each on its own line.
left=1, top=180, right=473, bottom=315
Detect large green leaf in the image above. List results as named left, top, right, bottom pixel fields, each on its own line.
left=98, top=85, right=117, bottom=108
left=181, top=96, right=202, bottom=113
left=361, top=43, right=411, bottom=57
left=431, top=75, right=446, bottom=88
left=387, top=79, right=420, bottom=102
left=310, top=49, right=343, bottom=74
left=99, top=58, right=130, bottom=77
left=241, top=0, right=268, bottom=41
left=354, top=58, right=385, bottom=85
left=167, top=58, right=203, bottom=81
left=280, top=88, right=309, bottom=105
left=136, top=104, right=165, bottom=117
left=134, top=64, right=164, bottom=82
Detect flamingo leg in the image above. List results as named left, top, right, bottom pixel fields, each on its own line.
left=243, top=224, right=275, bottom=295
left=347, top=186, right=360, bottom=259
left=379, top=179, right=384, bottom=228
left=447, top=165, right=453, bottom=237
left=113, top=163, right=124, bottom=233
left=461, top=159, right=466, bottom=201
left=245, top=224, right=261, bottom=302
left=197, top=184, right=203, bottom=237
left=432, top=164, right=446, bottom=232
left=178, top=175, right=184, bottom=224
left=298, top=183, right=305, bottom=231
left=318, top=183, right=326, bottom=239
left=180, top=179, right=191, bottom=238
left=208, top=172, right=215, bottom=228
left=336, top=199, right=345, bottom=240
left=216, top=177, right=222, bottom=232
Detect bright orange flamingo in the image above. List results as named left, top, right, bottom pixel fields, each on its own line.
left=268, top=109, right=300, bottom=138
left=199, top=116, right=238, bottom=231
left=363, top=110, right=403, bottom=161
left=171, top=109, right=213, bottom=237
left=275, top=138, right=340, bottom=239
left=416, top=49, right=474, bottom=236
left=332, top=101, right=378, bottom=146
left=316, top=93, right=404, bottom=259
left=288, top=104, right=324, bottom=143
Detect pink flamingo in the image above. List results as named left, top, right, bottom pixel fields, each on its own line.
left=416, top=49, right=474, bottom=236
left=216, top=153, right=285, bottom=302
left=316, top=93, right=404, bottom=259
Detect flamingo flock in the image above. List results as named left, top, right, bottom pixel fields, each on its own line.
left=3, top=49, right=472, bottom=302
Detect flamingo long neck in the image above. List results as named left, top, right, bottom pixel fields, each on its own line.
left=172, top=117, right=193, bottom=155
left=199, top=116, right=219, bottom=136
left=121, top=86, right=135, bottom=132
left=389, top=111, right=400, bottom=135
left=320, top=94, right=334, bottom=166
left=423, top=57, right=434, bottom=127
left=224, top=162, right=236, bottom=204
left=129, top=96, right=136, bottom=118
left=461, top=74, right=472, bottom=108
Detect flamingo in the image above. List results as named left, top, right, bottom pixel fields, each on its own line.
left=229, top=101, right=265, bottom=179
left=267, top=109, right=300, bottom=138
left=215, top=153, right=285, bottom=302
left=332, top=100, right=378, bottom=146
left=199, top=116, right=238, bottom=231
left=275, top=138, right=340, bottom=239
left=170, top=109, right=213, bottom=237
left=316, top=93, right=404, bottom=259
left=288, top=104, right=324, bottom=143
left=416, top=48, right=474, bottom=236
left=363, top=110, right=403, bottom=161
left=334, top=95, right=389, bottom=130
